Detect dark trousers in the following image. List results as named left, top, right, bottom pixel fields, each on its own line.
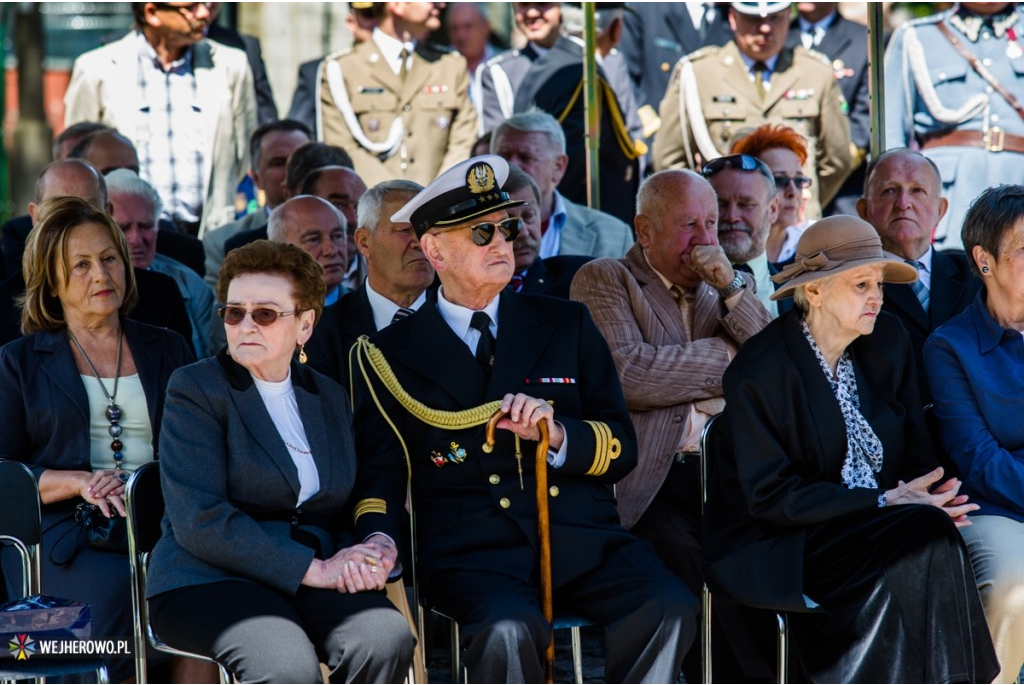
left=150, top=580, right=415, bottom=684
left=632, top=458, right=776, bottom=683
left=427, top=539, right=696, bottom=684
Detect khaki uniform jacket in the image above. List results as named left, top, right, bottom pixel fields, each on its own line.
left=317, top=39, right=478, bottom=188
left=653, top=41, right=854, bottom=216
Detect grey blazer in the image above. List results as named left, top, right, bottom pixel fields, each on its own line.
left=559, top=194, right=634, bottom=260
left=146, top=351, right=359, bottom=598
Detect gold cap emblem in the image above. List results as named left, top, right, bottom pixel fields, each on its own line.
left=466, top=163, right=497, bottom=195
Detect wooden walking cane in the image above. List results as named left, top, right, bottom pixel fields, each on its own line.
left=483, top=408, right=556, bottom=684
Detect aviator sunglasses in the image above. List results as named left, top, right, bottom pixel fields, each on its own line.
left=433, top=217, right=523, bottom=246
left=218, top=306, right=298, bottom=326
left=701, top=153, right=776, bottom=185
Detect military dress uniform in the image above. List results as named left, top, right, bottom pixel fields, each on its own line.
left=475, top=44, right=541, bottom=134
left=317, top=37, right=478, bottom=188
left=653, top=41, right=855, bottom=219
left=885, top=5, right=1024, bottom=250
left=350, top=155, right=695, bottom=684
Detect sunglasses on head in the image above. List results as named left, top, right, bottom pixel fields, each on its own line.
left=773, top=175, right=813, bottom=190
left=218, top=306, right=298, bottom=327
left=701, top=154, right=776, bottom=185
left=434, top=217, right=523, bottom=247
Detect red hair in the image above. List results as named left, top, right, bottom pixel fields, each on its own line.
left=731, top=124, right=809, bottom=166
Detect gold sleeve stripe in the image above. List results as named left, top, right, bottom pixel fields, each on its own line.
left=354, top=498, right=387, bottom=522
left=584, top=421, right=622, bottom=476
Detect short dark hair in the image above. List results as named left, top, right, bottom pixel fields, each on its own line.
left=217, top=240, right=326, bottom=326
left=249, top=119, right=313, bottom=169
left=52, top=122, right=111, bottom=160
left=130, top=2, right=147, bottom=28
left=67, top=130, right=137, bottom=162
left=961, top=185, right=1024, bottom=277
left=863, top=147, right=942, bottom=196
left=20, top=196, right=138, bottom=334
left=284, top=142, right=354, bottom=196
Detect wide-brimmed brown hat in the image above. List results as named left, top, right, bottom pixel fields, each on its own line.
left=770, top=215, right=919, bottom=300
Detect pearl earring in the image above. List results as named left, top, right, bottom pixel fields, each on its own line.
left=982, top=266, right=991, bottom=274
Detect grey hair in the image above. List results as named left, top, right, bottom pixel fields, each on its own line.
left=637, top=169, right=709, bottom=220
left=492, top=108, right=567, bottom=154
left=356, top=179, right=424, bottom=233
left=560, top=3, right=622, bottom=37
left=105, top=169, right=162, bottom=223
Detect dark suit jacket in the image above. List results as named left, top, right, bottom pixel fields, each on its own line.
left=787, top=12, right=870, bottom=215
left=305, top=285, right=376, bottom=390
left=352, top=291, right=638, bottom=591
left=880, top=248, right=979, bottom=401
left=207, top=23, right=277, bottom=124
left=287, top=58, right=321, bottom=133
left=513, top=36, right=640, bottom=225
left=0, top=319, right=192, bottom=527
left=619, top=3, right=731, bottom=114
left=703, top=310, right=938, bottom=612
left=146, top=352, right=359, bottom=598
left=2, top=215, right=205, bottom=279
left=0, top=268, right=193, bottom=353
left=518, top=255, right=593, bottom=299
left=224, top=224, right=268, bottom=255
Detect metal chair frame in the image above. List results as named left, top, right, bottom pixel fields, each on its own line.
left=699, top=415, right=788, bottom=684
left=125, top=462, right=231, bottom=684
left=0, top=459, right=110, bottom=684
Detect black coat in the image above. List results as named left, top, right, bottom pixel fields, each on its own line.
left=206, top=23, right=277, bottom=124
left=287, top=58, right=321, bottom=133
left=519, top=255, right=592, bottom=300
left=352, top=291, right=638, bottom=589
left=703, top=310, right=938, bottom=612
left=305, top=285, right=376, bottom=390
left=223, top=224, right=268, bottom=255
left=513, top=36, right=640, bottom=226
left=880, top=248, right=980, bottom=402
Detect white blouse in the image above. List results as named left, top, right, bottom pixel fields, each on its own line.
left=253, top=371, right=321, bottom=506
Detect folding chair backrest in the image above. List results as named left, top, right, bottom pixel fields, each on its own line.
left=126, top=462, right=164, bottom=556
left=0, top=460, right=43, bottom=596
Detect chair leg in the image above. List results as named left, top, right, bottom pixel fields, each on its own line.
left=775, top=612, right=788, bottom=685
left=449, top=618, right=463, bottom=684
left=570, top=625, right=583, bottom=684
left=702, top=584, right=713, bottom=684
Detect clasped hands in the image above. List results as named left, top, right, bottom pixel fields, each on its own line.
left=81, top=469, right=126, bottom=518
left=305, top=533, right=397, bottom=593
left=883, top=467, right=978, bottom=527
left=496, top=393, right=564, bottom=451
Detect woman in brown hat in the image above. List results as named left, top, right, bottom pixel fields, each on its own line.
left=702, top=215, right=999, bottom=683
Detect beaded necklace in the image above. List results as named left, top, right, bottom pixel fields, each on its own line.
left=68, top=329, right=129, bottom=483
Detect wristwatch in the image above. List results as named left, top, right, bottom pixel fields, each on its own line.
left=717, top=273, right=746, bottom=299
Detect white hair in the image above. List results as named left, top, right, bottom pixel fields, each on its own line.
left=105, top=168, right=162, bottom=223
left=492, top=108, right=567, bottom=154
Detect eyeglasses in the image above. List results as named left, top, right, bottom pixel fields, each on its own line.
left=218, top=306, right=298, bottom=326
left=701, top=154, right=776, bottom=186
left=773, top=175, right=813, bottom=190
left=153, top=2, right=211, bottom=17
left=433, top=217, right=522, bottom=247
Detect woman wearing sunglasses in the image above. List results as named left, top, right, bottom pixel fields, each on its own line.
left=146, top=240, right=415, bottom=683
left=732, top=123, right=814, bottom=268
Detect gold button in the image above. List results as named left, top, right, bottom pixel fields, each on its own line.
left=549, top=486, right=560, bottom=497
left=661, top=62, right=670, bottom=72
left=489, top=474, right=500, bottom=485
left=499, top=498, right=511, bottom=509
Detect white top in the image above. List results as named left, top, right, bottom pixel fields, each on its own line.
left=372, top=28, right=415, bottom=75
left=366, top=279, right=428, bottom=332
left=435, top=288, right=568, bottom=467
left=84, top=374, right=154, bottom=473
left=253, top=371, right=320, bottom=506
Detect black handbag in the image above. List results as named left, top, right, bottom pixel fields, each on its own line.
left=49, top=503, right=129, bottom=566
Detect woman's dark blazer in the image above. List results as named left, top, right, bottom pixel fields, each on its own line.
left=146, top=351, right=361, bottom=599
left=0, top=319, right=193, bottom=524
left=703, top=310, right=938, bottom=612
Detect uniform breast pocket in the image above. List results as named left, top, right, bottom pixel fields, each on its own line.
left=928, top=61, right=969, bottom=88
left=349, top=89, right=399, bottom=114
left=774, top=97, right=821, bottom=124
left=704, top=100, right=749, bottom=124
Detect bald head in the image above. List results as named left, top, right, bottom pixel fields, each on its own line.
left=637, top=169, right=713, bottom=221
left=268, top=195, right=349, bottom=290
left=70, top=130, right=140, bottom=176
left=30, top=160, right=109, bottom=226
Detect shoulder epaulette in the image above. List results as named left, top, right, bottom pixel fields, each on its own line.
left=685, top=45, right=719, bottom=62
left=802, top=47, right=833, bottom=66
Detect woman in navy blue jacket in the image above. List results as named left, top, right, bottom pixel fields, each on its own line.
left=0, top=197, right=192, bottom=681
left=925, top=185, right=1024, bottom=684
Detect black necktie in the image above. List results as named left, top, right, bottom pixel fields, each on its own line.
left=391, top=307, right=414, bottom=324
left=470, top=311, right=496, bottom=373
